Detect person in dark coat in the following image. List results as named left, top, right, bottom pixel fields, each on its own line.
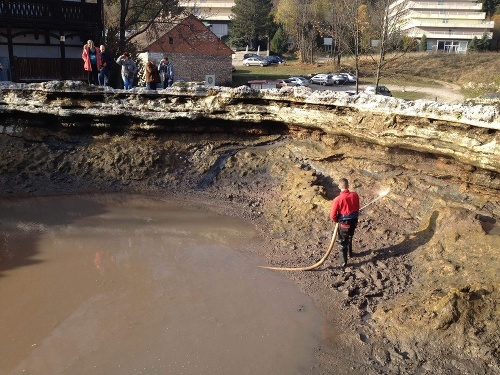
left=158, top=57, right=174, bottom=88
left=98, top=45, right=113, bottom=87
left=145, top=60, right=161, bottom=90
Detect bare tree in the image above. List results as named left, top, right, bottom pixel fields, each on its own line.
left=369, top=0, right=413, bottom=89
left=104, top=0, right=183, bottom=52
left=319, top=1, right=346, bottom=67
left=318, top=0, right=371, bottom=93
left=335, top=0, right=369, bottom=93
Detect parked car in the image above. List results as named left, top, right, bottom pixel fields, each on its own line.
left=364, top=85, right=392, bottom=96
left=242, top=56, right=270, bottom=66
left=344, top=73, right=357, bottom=83
left=309, top=74, right=334, bottom=86
left=265, top=55, right=286, bottom=64
left=243, top=53, right=259, bottom=59
left=288, top=76, right=310, bottom=86
left=330, top=74, right=349, bottom=85
left=276, top=79, right=299, bottom=88
left=332, top=73, right=357, bottom=83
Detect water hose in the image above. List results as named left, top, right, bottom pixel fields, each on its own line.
left=260, top=190, right=390, bottom=271
left=260, top=223, right=338, bottom=271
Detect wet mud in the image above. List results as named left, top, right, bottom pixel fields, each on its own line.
left=0, top=123, right=498, bottom=374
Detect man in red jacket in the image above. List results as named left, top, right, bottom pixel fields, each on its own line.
left=330, top=178, right=360, bottom=268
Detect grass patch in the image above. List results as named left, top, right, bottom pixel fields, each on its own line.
left=392, top=90, right=435, bottom=101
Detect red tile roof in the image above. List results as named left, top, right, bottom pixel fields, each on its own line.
left=142, top=15, right=233, bottom=56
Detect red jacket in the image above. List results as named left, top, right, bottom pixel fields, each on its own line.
left=82, top=45, right=102, bottom=72
left=330, top=189, right=360, bottom=222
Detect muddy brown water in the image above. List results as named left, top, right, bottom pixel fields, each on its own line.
left=0, top=194, right=323, bottom=375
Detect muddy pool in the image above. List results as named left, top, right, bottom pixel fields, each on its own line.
left=0, top=194, right=323, bottom=375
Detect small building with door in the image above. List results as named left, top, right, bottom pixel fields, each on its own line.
left=135, top=15, right=233, bottom=86
left=0, top=0, right=104, bottom=82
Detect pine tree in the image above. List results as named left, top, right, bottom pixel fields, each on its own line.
left=479, top=31, right=491, bottom=51
left=230, top=0, right=273, bottom=49
left=419, top=34, right=427, bottom=52
left=270, top=27, right=288, bottom=54
left=468, top=36, right=479, bottom=52
left=479, top=0, right=499, bottom=19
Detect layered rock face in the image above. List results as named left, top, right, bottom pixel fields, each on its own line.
left=0, top=82, right=499, bottom=374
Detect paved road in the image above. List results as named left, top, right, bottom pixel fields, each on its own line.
left=306, top=82, right=464, bottom=103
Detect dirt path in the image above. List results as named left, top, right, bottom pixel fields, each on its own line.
left=390, top=80, right=464, bottom=103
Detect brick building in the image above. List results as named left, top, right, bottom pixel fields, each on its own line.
left=136, top=15, right=233, bottom=86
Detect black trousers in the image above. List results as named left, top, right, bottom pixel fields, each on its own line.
left=88, top=64, right=98, bottom=85
left=337, top=223, right=356, bottom=265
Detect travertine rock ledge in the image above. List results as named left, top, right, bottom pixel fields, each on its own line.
left=0, top=81, right=498, bottom=172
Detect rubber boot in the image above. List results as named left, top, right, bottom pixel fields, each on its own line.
left=341, top=245, right=348, bottom=267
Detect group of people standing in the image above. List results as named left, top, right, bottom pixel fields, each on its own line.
left=145, top=57, right=175, bottom=90
left=82, top=40, right=174, bottom=90
left=82, top=40, right=114, bottom=87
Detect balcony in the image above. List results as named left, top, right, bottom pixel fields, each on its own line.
left=403, top=19, right=494, bottom=29
left=0, top=0, right=102, bottom=30
left=424, top=31, right=493, bottom=39
left=407, top=1, right=482, bottom=10
left=405, top=27, right=493, bottom=39
left=407, top=10, right=487, bottom=19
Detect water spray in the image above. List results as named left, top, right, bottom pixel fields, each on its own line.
left=261, top=189, right=390, bottom=271
left=360, top=189, right=390, bottom=211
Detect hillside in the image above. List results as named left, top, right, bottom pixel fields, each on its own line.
left=358, top=52, right=500, bottom=97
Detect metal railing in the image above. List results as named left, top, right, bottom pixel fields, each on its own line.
left=0, top=0, right=101, bottom=27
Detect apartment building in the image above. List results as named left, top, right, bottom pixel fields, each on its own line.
left=389, top=0, right=494, bottom=53
left=180, top=0, right=234, bottom=38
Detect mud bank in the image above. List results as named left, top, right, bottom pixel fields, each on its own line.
left=0, top=82, right=499, bottom=374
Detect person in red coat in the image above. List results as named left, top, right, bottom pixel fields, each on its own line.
left=330, top=178, right=360, bottom=268
left=82, top=40, right=102, bottom=85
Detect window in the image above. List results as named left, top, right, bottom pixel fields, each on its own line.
left=169, top=37, right=173, bottom=44
left=210, top=24, right=228, bottom=38
left=442, top=19, right=449, bottom=23
left=437, top=40, right=461, bottom=53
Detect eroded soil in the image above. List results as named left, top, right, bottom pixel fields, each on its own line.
left=0, top=129, right=499, bottom=374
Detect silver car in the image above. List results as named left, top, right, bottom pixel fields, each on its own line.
left=309, top=74, right=334, bottom=86
left=288, top=76, right=310, bottom=86
left=242, top=57, right=269, bottom=66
